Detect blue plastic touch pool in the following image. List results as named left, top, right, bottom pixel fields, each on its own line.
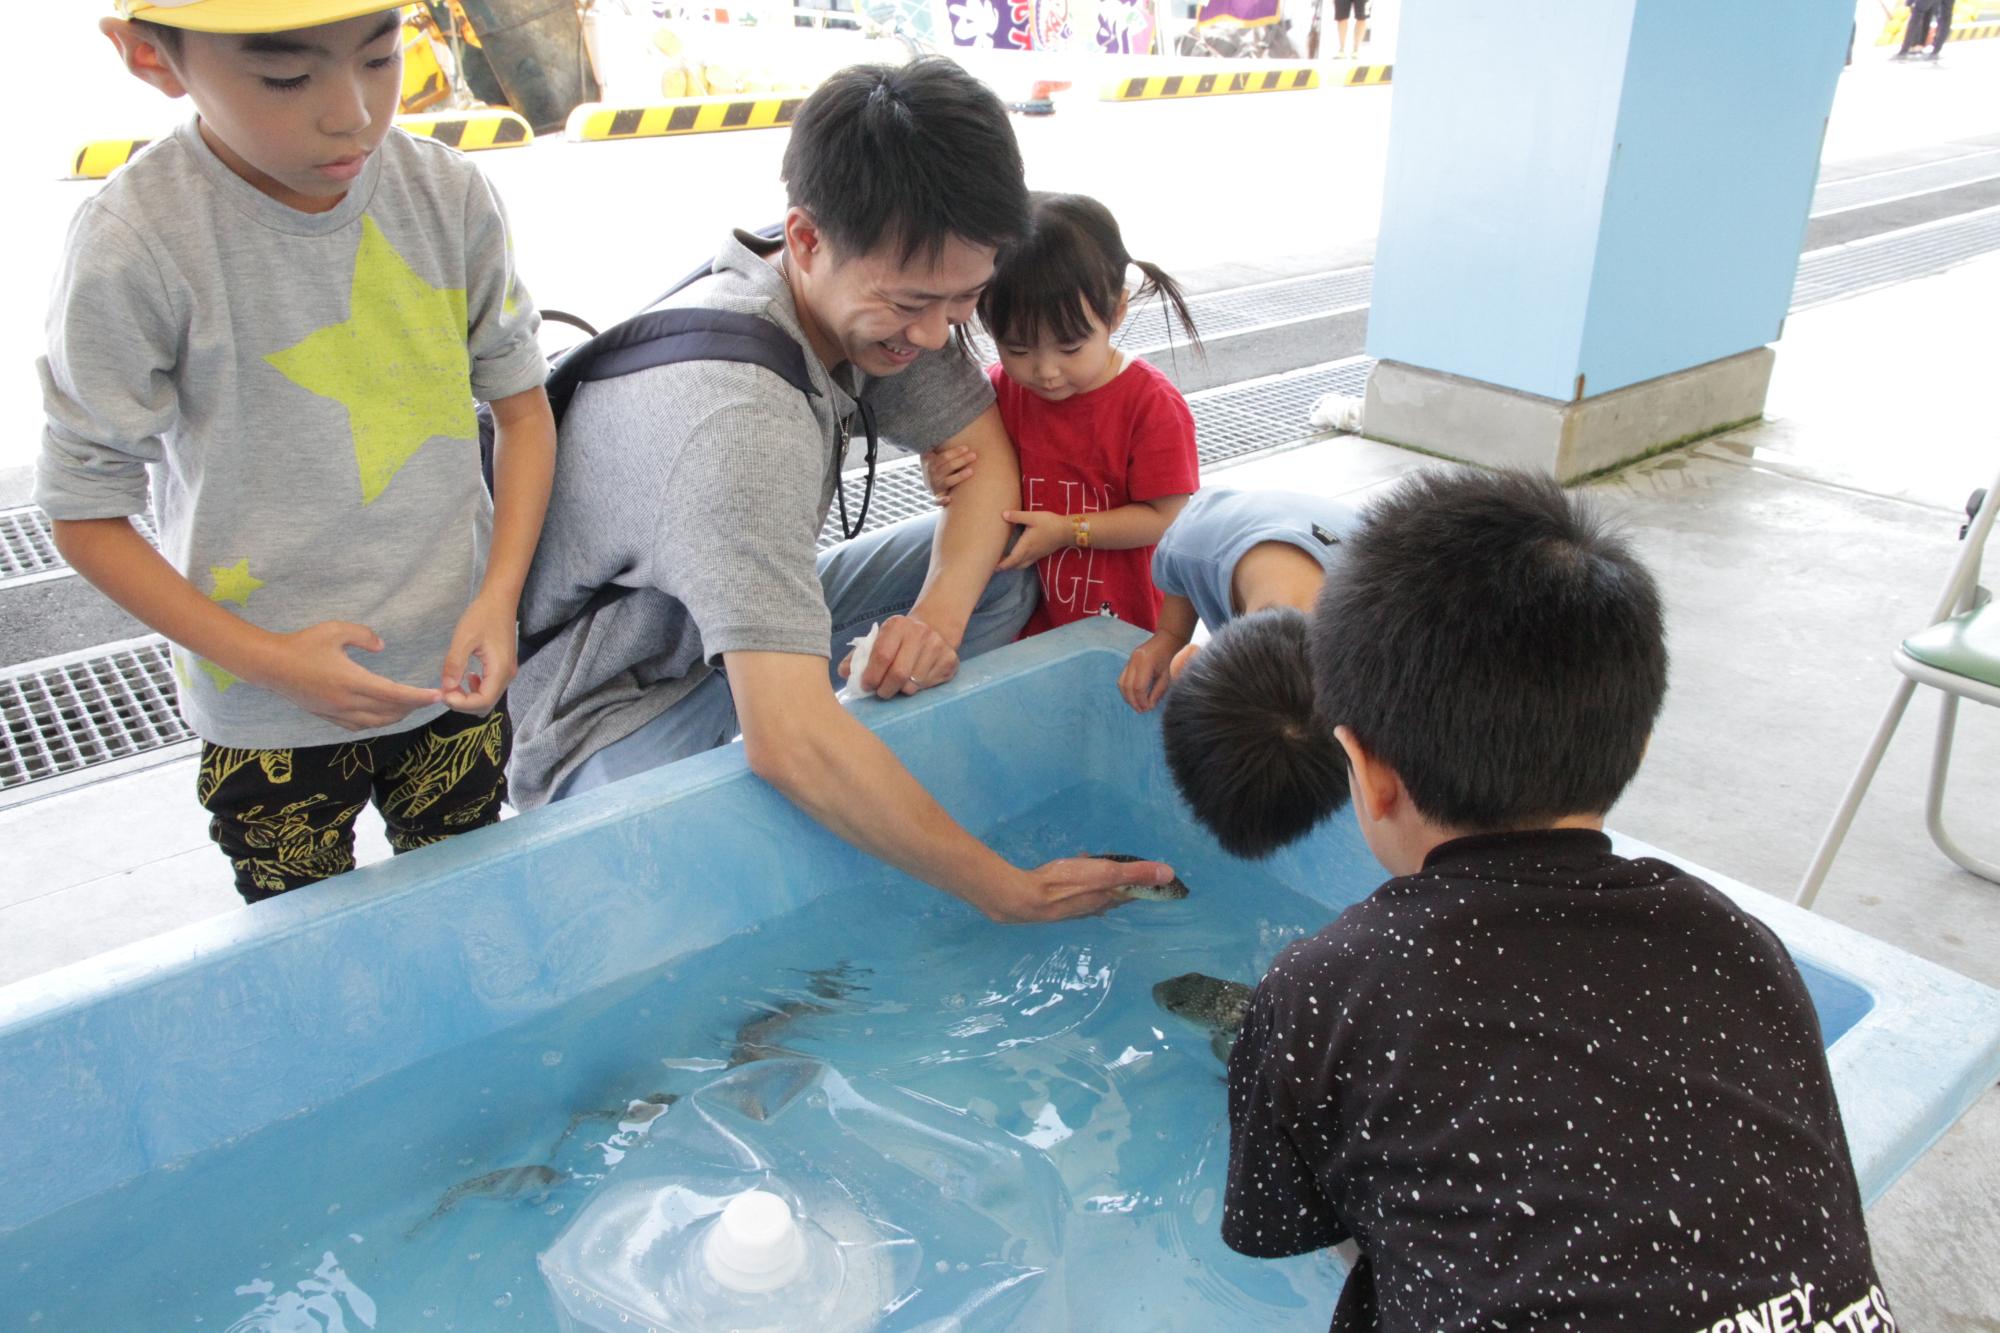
left=3, top=621, right=1997, bottom=1330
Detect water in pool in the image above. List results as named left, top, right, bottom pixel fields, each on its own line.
left=2, top=784, right=1352, bottom=1331
left=1, top=784, right=1872, bottom=1330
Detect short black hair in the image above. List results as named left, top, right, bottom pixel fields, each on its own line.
left=979, top=192, right=1199, bottom=352
left=1312, top=468, right=1668, bottom=830
left=780, top=57, right=1029, bottom=264
left=1163, top=608, right=1350, bottom=859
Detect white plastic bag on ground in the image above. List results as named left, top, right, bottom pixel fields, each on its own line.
left=1309, top=391, right=1365, bottom=434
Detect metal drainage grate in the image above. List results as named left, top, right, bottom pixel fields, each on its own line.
left=1792, top=204, right=2000, bottom=310
left=1811, top=148, right=2000, bottom=216
left=0, top=638, right=192, bottom=792
left=818, top=355, right=1376, bottom=549
left=0, top=505, right=159, bottom=588
left=0, top=507, right=63, bottom=581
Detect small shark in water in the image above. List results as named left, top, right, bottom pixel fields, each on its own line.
left=1152, top=971, right=1254, bottom=1062
left=549, top=1091, right=678, bottom=1153
left=411, top=1163, right=566, bottom=1235
left=726, top=963, right=871, bottom=1067
left=1092, top=852, right=1191, bottom=901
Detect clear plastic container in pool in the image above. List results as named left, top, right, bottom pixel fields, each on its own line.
left=0, top=783, right=1872, bottom=1330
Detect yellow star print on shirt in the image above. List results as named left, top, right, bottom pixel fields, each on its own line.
left=208, top=558, right=264, bottom=607
left=175, top=649, right=238, bottom=694
left=265, top=217, right=474, bottom=506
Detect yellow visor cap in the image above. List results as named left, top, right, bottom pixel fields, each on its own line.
left=116, top=0, right=407, bottom=34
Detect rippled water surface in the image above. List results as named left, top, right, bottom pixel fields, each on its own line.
left=4, top=783, right=1366, bottom=1330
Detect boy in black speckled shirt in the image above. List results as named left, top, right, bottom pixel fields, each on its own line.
left=1219, top=470, right=1891, bottom=1332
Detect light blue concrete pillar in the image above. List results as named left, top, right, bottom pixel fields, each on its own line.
left=1361, top=0, right=1852, bottom=479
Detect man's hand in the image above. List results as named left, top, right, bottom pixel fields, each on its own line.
left=265, top=621, right=445, bottom=731
left=996, top=509, right=1075, bottom=572
left=924, top=444, right=978, bottom=505
left=1119, top=632, right=1185, bottom=712
left=440, top=590, right=518, bottom=713
left=838, top=613, right=960, bottom=697
left=974, top=854, right=1180, bottom=923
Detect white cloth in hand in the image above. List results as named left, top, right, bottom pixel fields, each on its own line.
left=837, top=622, right=882, bottom=701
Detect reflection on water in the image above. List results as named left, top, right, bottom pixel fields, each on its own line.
left=224, top=1251, right=377, bottom=1333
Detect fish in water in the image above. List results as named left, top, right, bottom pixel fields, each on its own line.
left=412, top=1163, right=565, bottom=1234
left=1152, top=971, right=1255, bottom=1062
left=1092, top=852, right=1190, bottom=901
left=550, top=1091, right=677, bottom=1153
left=727, top=963, right=870, bottom=1067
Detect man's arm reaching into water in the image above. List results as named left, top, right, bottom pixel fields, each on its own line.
left=730, top=648, right=1177, bottom=922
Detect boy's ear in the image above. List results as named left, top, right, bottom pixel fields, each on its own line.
left=1333, top=725, right=1401, bottom=825
left=100, top=18, right=190, bottom=99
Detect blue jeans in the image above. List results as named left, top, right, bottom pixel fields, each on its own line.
left=552, top=514, right=1037, bottom=800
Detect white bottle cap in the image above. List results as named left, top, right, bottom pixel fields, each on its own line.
left=703, top=1189, right=807, bottom=1293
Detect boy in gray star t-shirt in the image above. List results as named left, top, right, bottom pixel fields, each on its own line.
left=36, top=1, right=555, bottom=900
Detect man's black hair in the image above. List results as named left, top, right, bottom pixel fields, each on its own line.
left=780, top=57, right=1029, bottom=264
left=1312, top=468, right=1668, bottom=830
left=1163, top=608, right=1349, bottom=859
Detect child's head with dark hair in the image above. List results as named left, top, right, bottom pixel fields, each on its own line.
left=979, top=192, right=1200, bottom=403
left=1163, top=608, right=1350, bottom=859
left=980, top=193, right=1198, bottom=351
left=1313, top=468, right=1668, bottom=845
left=781, top=57, right=1029, bottom=265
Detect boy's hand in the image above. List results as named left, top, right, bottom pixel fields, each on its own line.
left=996, top=509, right=1075, bottom=572
left=440, top=591, right=519, bottom=713
left=1119, top=633, right=1184, bottom=712
left=923, top=444, right=977, bottom=504
left=267, top=622, right=445, bottom=731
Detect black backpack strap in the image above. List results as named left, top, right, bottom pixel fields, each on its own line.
left=544, top=307, right=817, bottom=422
left=640, top=220, right=787, bottom=311
left=514, top=304, right=838, bottom=662
left=507, top=223, right=843, bottom=662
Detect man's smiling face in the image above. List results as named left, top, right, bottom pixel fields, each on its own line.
left=787, top=212, right=995, bottom=376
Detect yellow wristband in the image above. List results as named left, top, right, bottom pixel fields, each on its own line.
left=1073, top=517, right=1091, bottom=549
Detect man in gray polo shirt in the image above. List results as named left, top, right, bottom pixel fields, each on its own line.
left=512, top=59, right=1175, bottom=922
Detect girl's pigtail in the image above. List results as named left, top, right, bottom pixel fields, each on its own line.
left=1132, top=259, right=1204, bottom=355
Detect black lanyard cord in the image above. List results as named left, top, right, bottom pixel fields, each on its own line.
left=837, top=400, right=880, bottom=542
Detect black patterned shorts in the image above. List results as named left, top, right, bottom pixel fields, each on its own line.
left=197, top=703, right=511, bottom=903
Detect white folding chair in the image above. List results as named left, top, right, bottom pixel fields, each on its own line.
left=1796, top=465, right=2000, bottom=907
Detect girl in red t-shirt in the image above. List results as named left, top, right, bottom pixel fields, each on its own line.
left=925, top=193, right=1202, bottom=635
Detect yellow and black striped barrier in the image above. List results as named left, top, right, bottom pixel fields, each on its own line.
left=566, top=95, right=803, bottom=142
left=395, top=109, right=534, bottom=150
left=1344, top=62, right=1393, bottom=86
left=1877, top=7, right=2000, bottom=44
left=69, top=139, right=152, bottom=180
left=1101, top=66, right=1319, bottom=101
left=68, top=111, right=532, bottom=181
